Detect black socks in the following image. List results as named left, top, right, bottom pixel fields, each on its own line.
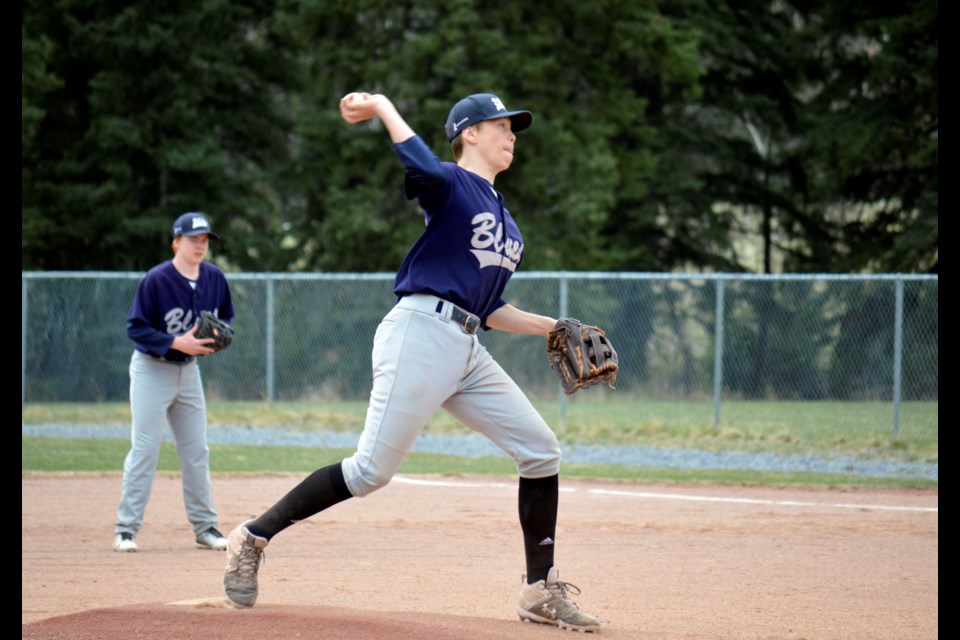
left=246, top=462, right=353, bottom=540
left=518, top=474, right=559, bottom=584
left=243, top=464, right=559, bottom=585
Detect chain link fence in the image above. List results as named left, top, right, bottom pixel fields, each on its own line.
left=22, top=272, right=937, bottom=442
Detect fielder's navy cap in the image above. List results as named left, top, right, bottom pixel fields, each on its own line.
left=172, top=212, right=219, bottom=239
left=444, top=93, right=533, bottom=142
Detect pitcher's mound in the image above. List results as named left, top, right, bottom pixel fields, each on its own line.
left=22, top=603, right=566, bottom=640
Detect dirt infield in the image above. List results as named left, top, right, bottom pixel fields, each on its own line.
left=22, top=473, right=937, bottom=639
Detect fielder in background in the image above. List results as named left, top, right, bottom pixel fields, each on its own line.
left=113, top=212, right=234, bottom=553
left=222, top=92, right=602, bottom=632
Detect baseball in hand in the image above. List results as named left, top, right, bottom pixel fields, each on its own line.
left=340, top=92, right=375, bottom=124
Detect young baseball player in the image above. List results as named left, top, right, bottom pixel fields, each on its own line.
left=114, top=212, right=234, bottom=553
left=223, top=93, right=601, bottom=632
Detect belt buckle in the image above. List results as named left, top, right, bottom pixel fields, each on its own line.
left=462, top=314, right=479, bottom=334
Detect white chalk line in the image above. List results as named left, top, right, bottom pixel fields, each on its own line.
left=392, top=475, right=937, bottom=513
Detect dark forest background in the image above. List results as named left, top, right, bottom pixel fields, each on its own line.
left=22, top=0, right=937, bottom=275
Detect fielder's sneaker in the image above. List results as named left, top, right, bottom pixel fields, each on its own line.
left=223, top=521, right=268, bottom=607
left=195, top=526, right=228, bottom=550
left=113, top=532, right=139, bottom=552
left=517, top=567, right=601, bottom=632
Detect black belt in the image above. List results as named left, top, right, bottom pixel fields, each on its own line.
left=148, top=353, right=195, bottom=366
left=435, top=300, right=480, bottom=335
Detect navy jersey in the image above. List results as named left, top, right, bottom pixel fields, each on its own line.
left=392, top=135, right=524, bottom=324
left=127, top=261, right=234, bottom=360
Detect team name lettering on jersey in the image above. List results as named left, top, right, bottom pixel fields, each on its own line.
left=469, top=212, right=523, bottom=272
left=165, top=308, right=195, bottom=335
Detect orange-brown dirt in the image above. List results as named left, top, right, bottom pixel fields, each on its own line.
left=22, top=473, right=937, bottom=639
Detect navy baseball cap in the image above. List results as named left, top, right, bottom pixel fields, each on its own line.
left=172, top=212, right=219, bottom=239
left=444, top=93, right=533, bottom=142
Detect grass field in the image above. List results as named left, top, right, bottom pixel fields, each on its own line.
left=22, top=400, right=937, bottom=489
left=22, top=399, right=938, bottom=461
left=20, top=438, right=936, bottom=489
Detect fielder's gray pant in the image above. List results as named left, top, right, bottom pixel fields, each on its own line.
left=115, top=351, right=219, bottom=537
left=342, top=294, right=562, bottom=498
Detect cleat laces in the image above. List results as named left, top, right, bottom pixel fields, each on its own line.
left=544, top=578, right=584, bottom=617
left=234, top=540, right=265, bottom=587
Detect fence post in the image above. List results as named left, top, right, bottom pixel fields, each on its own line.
left=712, top=279, right=725, bottom=426
left=22, top=275, right=28, bottom=406
left=266, top=277, right=276, bottom=407
left=892, top=278, right=904, bottom=438
left=558, top=274, right=569, bottom=428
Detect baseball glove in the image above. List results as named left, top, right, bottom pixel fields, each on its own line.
left=547, top=318, right=618, bottom=395
left=194, top=311, right=234, bottom=353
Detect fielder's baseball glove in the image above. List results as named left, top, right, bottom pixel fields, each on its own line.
left=194, top=311, right=234, bottom=353
left=547, top=318, right=618, bottom=395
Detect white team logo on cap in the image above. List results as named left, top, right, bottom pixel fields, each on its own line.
left=490, top=97, right=506, bottom=111
left=191, top=216, right=209, bottom=229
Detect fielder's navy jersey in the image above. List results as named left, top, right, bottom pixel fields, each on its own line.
left=392, top=135, right=524, bottom=324
left=127, top=261, right=234, bottom=360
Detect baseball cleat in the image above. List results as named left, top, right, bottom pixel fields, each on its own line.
left=113, top=532, right=139, bottom=552
left=195, top=526, right=228, bottom=550
left=517, top=567, right=601, bottom=633
left=223, top=521, right=268, bottom=607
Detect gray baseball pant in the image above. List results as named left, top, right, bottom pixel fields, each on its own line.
left=115, top=351, right=219, bottom=537
left=341, top=294, right=562, bottom=498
